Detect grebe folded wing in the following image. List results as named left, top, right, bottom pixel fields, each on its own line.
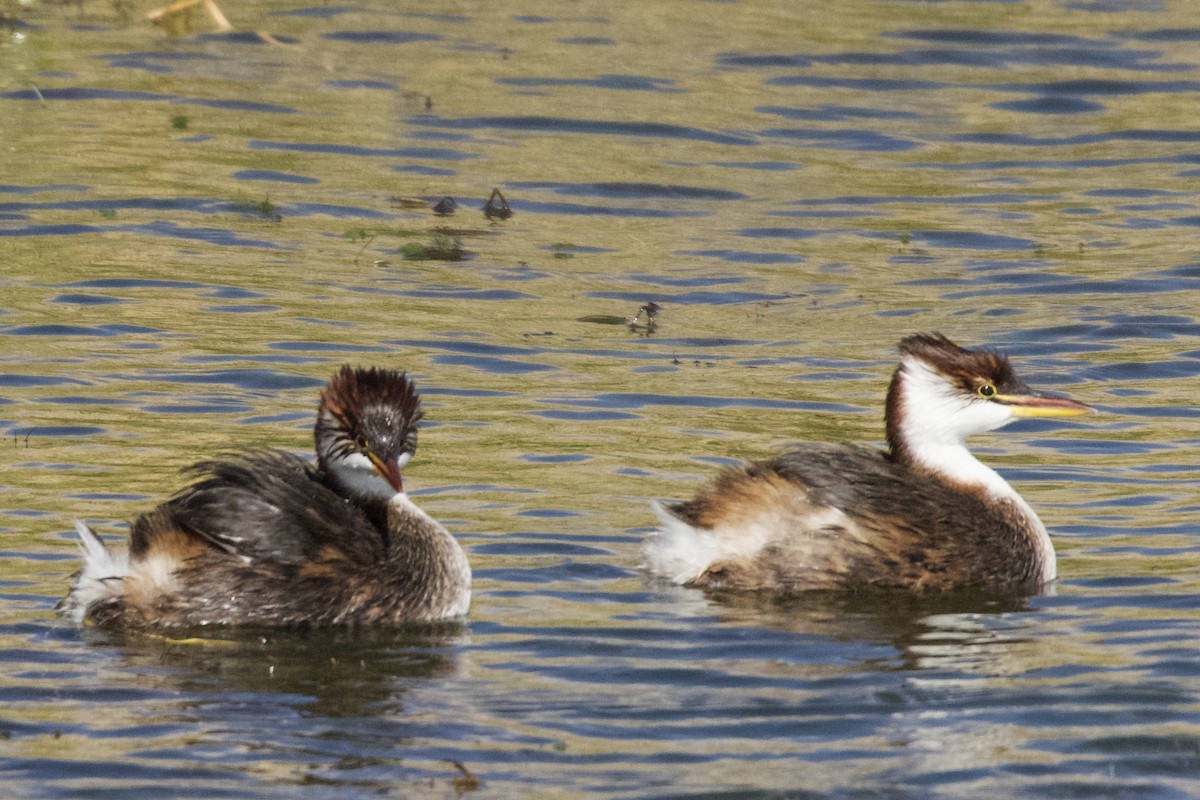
left=152, top=450, right=385, bottom=567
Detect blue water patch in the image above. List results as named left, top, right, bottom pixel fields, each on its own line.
left=716, top=53, right=813, bottom=68
left=710, top=160, right=800, bottom=171
left=516, top=509, right=582, bottom=519
left=207, top=304, right=281, bottom=314
left=410, top=115, right=756, bottom=146
left=0, top=184, right=90, bottom=195
left=1116, top=27, right=1200, bottom=41
left=0, top=223, right=105, bottom=237
left=877, top=29, right=1181, bottom=70
left=1, top=323, right=160, bottom=336
left=0, top=196, right=268, bottom=216
left=677, top=250, right=807, bottom=265
left=143, top=369, right=324, bottom=391
left=6, top=426, right=106, bottom=437
left=283, top=202, right=392, bottom=219
left=139, top=403, right=255, bottom=415
left=364, top=285, right=538, bottom=301
left=533, top=409, right=641, bottom=422
left=738, top=227, right=822, bottom=240
left=320, top=31, right=440, bottom=44
left=250, top=139, right=477, bottom=161
left=761, top=127, right=921, bottom=152
left=0, top=374, right=90, bottom=388
left=232, top=170, right=319, bottom=184
left=497, top=75, right=681, bottom=93
left=421, top=386, right=517, bottom=398
left=538, top=244, right=616, bottom=256
left=0, top=86, right=297, bottom=114
left=1001, top=79, right=1200, bottom=95
left=268, top=6, right=356, bottom=18
left=59, top=278, right=208, bottom=290
left=50, top=294, right=125, bottom=306
left=586, top=290, right=794, bottom=305
left=392, top=165, right=456, bottom=176
left=268, top=341, right=392, bottom=353
left=628, top=273, right=749, bottom=287
left=98, top=50, right=219, bottom=74
left=36, top=396, right=123, bottom=408
left=510, top=181, right=744, bottom=201
left=560, top=37, right=616, bottom=46
left=759, top=104, right=921, bottom=121
left=326, top=79, right=397, bottom=90
left=204, top=287, right=264, bottom=300
left=909, top=230, right=1035, bottom=249
left=193, top=32, right=301, bottom=46
left=389, top=339, right=540, bottom=359
left=129, top=221, right=285, bottom=249
left=991, top=96, right=1105, bottom=114
left=767, top=75, right=946, bottom=91
left=519, top=454, right=593, bottom=464
left=506, top=199, right=705, bottom=219
left=951, top=131, right=1106, bottom=146
left=556, top=392, right=864, bottom=414
left=431, top=355, right=555, bottom=374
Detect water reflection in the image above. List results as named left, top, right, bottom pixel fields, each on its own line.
left=4, top=0, right=1200, bottom=797
left=91, top=624, right=465, bottom=719
left=707, top=589, right=1034, bottom=673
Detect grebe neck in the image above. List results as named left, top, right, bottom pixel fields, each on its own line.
left=886, top=355, right=1055, bottom=583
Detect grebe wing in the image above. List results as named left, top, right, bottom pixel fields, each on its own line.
left=661, top=443, right=1025, bottom=591
left=136, top=450, right=384, bottom=566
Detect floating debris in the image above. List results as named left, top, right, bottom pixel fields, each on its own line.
left=389, top=195, right=433, bottom=210
left=577, top=314, right=629, bottom=325
left=629, top=301, right=660, bottom=334
left=442, top=759, right=481, bottom=792
left=482, top=188, right=513, bottom=220
left=432, top=196, right=457, bottom=216
left=148, top=0, right=232, bottom=33
left=401, top=232, right=465, bottom=261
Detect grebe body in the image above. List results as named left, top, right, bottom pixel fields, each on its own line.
left=644, top=334, right=1092, bottom=594
left=61, top=367, right=471, bottom=629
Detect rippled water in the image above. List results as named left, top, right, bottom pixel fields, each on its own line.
left=2, top=1, right=1199, bottom=798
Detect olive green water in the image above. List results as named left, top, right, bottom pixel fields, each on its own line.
left=1, top=1, right=1199, bottom=798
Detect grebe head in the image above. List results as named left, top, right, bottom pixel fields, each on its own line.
left=885, top=333, right=1093, bottom=472
left=315, top=366, right=423, bottom=499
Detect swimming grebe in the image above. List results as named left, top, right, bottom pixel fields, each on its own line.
left=61, top=366, right=471, bottom=628
left=644, top=334, right=1093, bottom=594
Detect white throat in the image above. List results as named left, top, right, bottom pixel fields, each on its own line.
left=896, top=357, right=1019, bottom=501
left=326, top=450, right=410, bottom=500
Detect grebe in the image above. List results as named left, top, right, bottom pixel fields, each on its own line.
left=644, top=334, right=1093, bottom=594
left=61, top=366, right=471, bottom=629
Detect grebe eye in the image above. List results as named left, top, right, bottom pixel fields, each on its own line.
left=978, top=383, right=996, bottom=398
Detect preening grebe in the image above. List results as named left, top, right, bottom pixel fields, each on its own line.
left=61, top=366, right=471, bottom=628
left=644, top=334, right=1093, bottom=594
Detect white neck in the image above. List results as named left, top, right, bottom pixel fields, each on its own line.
left=896, top=357, right=1056, bottom=583
left=324, top=449, right=410, bottom=500
left=895, top=357, right=1016, bottom=491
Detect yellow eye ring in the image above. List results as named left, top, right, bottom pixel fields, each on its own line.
left=978, top=383, right=996, bottom=398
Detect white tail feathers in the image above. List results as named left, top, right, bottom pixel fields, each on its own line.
left=641, top=501, right=716, bottom=586
left=60, top=521, right=130, bottom=626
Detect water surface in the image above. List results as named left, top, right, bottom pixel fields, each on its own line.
left=2, top=1, right=1199, bottom=798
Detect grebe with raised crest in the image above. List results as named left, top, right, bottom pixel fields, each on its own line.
left=644, top=334, right=1093, bottom=594
left=61, top=366, right=471, bottom=628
